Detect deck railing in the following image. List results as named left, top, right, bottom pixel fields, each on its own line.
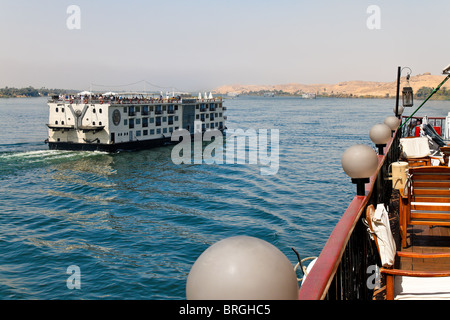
left=298, top=129, right=401, bottom=300
left=48, top=97, right=223, bottom=105
left=400, top=116, right=446, bottom=138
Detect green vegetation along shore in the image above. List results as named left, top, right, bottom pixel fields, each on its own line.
left=241, top=86, right=450, bottom=100
left=0, top=86, right=77, bottom=98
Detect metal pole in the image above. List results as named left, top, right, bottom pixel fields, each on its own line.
left=395, top=66, right=401, bottom=118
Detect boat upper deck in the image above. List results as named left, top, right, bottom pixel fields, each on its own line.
left=47, top=94, right=223, bottom=106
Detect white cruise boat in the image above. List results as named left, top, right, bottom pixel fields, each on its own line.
left=301, top=93, right=316, bottom=99
left=46, top=92, right=226, bottom=151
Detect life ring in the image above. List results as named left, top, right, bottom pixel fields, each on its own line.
left=69, top=99, right=73, bottom=104
left=99, top=100, right=103, bottom=104
left=84, top=98, right=88, bottom=104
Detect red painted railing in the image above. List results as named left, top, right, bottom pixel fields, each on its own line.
left=298, top=196, right=366, bottom=300
left=298, top=130, right=400, bottom=300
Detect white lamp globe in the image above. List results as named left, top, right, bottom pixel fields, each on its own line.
left=186, top=236, right=299, bottom=300
left=384, top=116, right=400, bottom=131
left=393, top=105, right=404, bottom=116
left=341, top=144, right=379, bottom=179
left=369, top=123, right=392, bottom=145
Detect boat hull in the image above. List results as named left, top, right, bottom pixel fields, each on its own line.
left=48, top=136, right=172, bottom=152
left=47, top=128, right=225, bottom=152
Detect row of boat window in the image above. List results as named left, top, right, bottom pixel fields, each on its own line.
left=55, top=107, right=104, bottom=114
left=118, top=127, right=177, bottom=137
left=197, top=113, right=222, bottom=121
left=124, top=116, right=177, bottom=128
left=196, top=104, right=220, bottom=112
left=122, top=112, right=223, bottom=129
left=125, top=103, right=222, bottom=116
left=54, top=115, right=222, bottom=127
left=54, top=120, right=103, bottom=126
left=123, top=116, right=223, bottom=129
left=126, top=105, right=177, bottom=115
left=53, top=119, right=223, bottom=130
left=54, top=104, right=222, bottom=116
left=118, top=121, right=224, bottom=138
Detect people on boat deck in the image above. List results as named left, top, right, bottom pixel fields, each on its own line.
left=56, top=94, right=188, bottom=103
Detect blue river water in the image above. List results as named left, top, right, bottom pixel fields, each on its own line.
left=0, top=96, right=448, bottom=299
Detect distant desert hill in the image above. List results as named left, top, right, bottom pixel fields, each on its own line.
left=213, top=73, right=450, bottom=98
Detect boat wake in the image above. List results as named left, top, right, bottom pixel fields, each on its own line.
left=0, top=149, right=107, bottom=160
left=0, top=147, right=108, bottom=177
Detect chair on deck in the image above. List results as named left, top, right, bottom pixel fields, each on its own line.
left=441, top=146, right=450, bottom=165
left=399, top=166, right=450, bottom=248
left=400, top=137, right=436, bottom=167
left=366, top=204, right=450, bottom=300
left=400, top=125, right=448, bottom=167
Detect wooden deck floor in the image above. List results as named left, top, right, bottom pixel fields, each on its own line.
left=400, top=225, right=450, bottom=271
left=373, top=190, right=450, bottom=299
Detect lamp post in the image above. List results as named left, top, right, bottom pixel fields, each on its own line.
left=369, top=123, right=392, bottom=155
left=341, top=144, right=379, bottom=196
left=395, top=66, right=401, bottom=118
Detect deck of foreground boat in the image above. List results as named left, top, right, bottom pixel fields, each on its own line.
left=296, top=64, right=450, bottom=300
left=401, top=225, right=450, bottom=271
left=372, top=222, right=450, bottom=300
left=373, top=152, right=450, bottom=299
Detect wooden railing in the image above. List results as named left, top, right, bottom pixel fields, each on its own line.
left=298, top=129, right=401, bottom=300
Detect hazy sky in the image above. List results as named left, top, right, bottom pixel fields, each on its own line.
left=0, top=0, right=449, bottom=92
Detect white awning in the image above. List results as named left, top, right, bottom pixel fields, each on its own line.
left=77, top=91, right=93, bottom=96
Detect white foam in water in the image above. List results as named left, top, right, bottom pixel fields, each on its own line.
left=0, top=149, right=106, bottom=162
left=22, top=150, right=70, bottom=158
left=0, top=150, right=67, bottom=159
